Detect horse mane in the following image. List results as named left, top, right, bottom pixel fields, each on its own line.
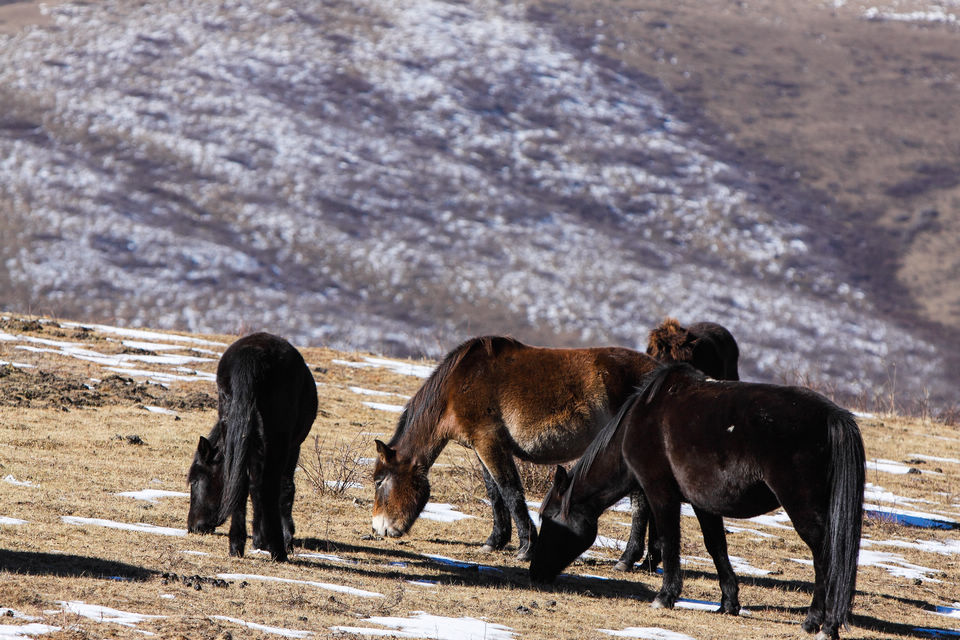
left=638, top=362, right=706, bottom=404
left=564, top=389, right=645, bottom=516
left=646, top=317, right=693, bottom=363
left=389, top=336, right=523, bottom=450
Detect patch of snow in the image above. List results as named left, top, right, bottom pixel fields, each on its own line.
left=863, top=6, right=958, bottom=24
left=211, top=616, right=311, bottom=638
left=0, top=517, right=28, bottom=526
left=116, top=489, right=189, bottom=503
left=794, top=549, right=942, bottom=582
left=61, top=516, right=187, bottom=537
left=3, top=475, right=34, bottom=487
left=599, top=627, right=696, bottom=640
left=909, top=453, right=960, bottom=465
left=362, top=401, right=405, bottom=413
left=349, top=386, right=410, bottom=399
left=0, top=622, right=60, bottom=639
left=60, top=322, right=226, bottom=347
left=332, top=611, right=516, bottom=640
left=57, top=601, right=164, bottom=628
left=420, top=503, right=474, bottom=522
left=868, top=458, right=940, bottom=475
left=143, top=405, right=178, bottom=416
left=296, top=552, right=358, bottom=564
left=861, top=537, right=960, bottom=556
left=217, top=573, right=383, bottom=598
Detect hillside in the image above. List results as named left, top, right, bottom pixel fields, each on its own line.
left=0, top=0, right=957, bottom=410
left=0, top=317, right=958, bottom=639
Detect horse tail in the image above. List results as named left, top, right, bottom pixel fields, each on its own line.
left=824, top=409, right=865, bottom=629
left=217, top=364, right=262, bottom=524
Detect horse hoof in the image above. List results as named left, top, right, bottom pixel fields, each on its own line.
left=480, top=544, right=496, bottom=553
left=651, top=596, right=674, bottom=610
left=614, top=561, right=632, bottom=572
left=802, top=618, right=821, bottom=635
left=814, top=632, right=832, bottom=640
left=516, top=548, right=534, bottom=562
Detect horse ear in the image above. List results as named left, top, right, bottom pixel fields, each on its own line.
left=197, top=436, right=222, bottom=465
left=375, top=439, right=396, bottom=464
left=553, top=465, right=569, bottom=492
left=197, top=436, right=213, bottom=460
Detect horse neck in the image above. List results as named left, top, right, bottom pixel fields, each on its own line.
left=571, top=431, right=635, bottom=518
left=388, top=409, right=448, bottom=468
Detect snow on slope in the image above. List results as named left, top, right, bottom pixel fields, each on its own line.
left=0, top=0, right=945, bottom=403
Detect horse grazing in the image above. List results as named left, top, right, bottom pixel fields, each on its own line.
left=617, top=317, right=741, bottom=571
left=531, top=363, right=864, bottom=640
left=371, top=335, right=661, bottom=561
left=646, top=317, right=740, bottom=380
left=188, top=332, right=318, bottom=562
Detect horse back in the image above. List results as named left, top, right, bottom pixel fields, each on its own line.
left=217, top=332, right=316, bottom=446
left=451, top=344, right=658, bottom=462
left=625, top=372, right=835, bottom=518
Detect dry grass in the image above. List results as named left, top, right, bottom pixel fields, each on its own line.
left=0, top=315, right=958, bottom=639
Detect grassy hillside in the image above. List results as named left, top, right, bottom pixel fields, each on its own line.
left=0, top=316, right=958, bottom=639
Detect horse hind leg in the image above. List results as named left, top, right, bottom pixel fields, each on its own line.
left=280, top=448, right=300, bottom=553
left=474, top=444, right=536, bottom=561
left=778, top=503, right=827, bottom=635
left=479, top=457, right=512, bottom=552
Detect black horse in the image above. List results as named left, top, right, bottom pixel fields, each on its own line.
left=616, top=317, right=742, bottom=572
left=531, top=363, right=864, bottom=640
left=187, top=332, right=318, bottom=561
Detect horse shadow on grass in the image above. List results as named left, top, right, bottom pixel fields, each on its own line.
left=295, top=536, right=656, bottom=597
left=0, top=549, right=153, bottom=581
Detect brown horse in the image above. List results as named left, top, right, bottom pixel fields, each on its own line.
left=530, top=363, right=864, bottom=640
left=617, top=318, right=742, bottom=571
left=372, top=336, right=661, bottom=560
left=646, top=317, right=740, bottom=380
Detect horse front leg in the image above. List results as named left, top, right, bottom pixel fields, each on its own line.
left=228, top=485, right=249, bottom=558
left=475, top=446, right=536, bottom=561
left=478, top=457, right=512, bottom=552
left=692, top=506, right=740, bottom=615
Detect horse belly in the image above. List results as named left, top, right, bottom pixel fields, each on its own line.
left=506, top=414, right=604, bottom=464
left=676, top=467, right=780, bottom=519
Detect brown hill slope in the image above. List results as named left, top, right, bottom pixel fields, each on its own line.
left=537, top=0, right=960, bottom=332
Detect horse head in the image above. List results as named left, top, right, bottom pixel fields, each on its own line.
left=529, top=465, right=598, bottom=582
left=371, top=439, right=430, bottom=538
left=187, top=434, right=226, bottom=534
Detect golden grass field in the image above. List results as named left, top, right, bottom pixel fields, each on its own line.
left=0, top=316, right=957, bottom=639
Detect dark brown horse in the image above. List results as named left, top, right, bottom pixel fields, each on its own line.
left=617, top=318, right=742, bottom=571
left=188, top=332, right=318, bottom=561
left=646, top=317, right=740, bottom=380
left=372, top=336, right=661, bottom=561
left=531, top=363, right=864, bottom=640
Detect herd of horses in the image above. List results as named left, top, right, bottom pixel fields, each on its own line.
left=187, top=319, right=865, bottom=640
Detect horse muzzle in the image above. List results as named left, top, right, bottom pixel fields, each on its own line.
left=372, top=514, right=404, bottom=538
